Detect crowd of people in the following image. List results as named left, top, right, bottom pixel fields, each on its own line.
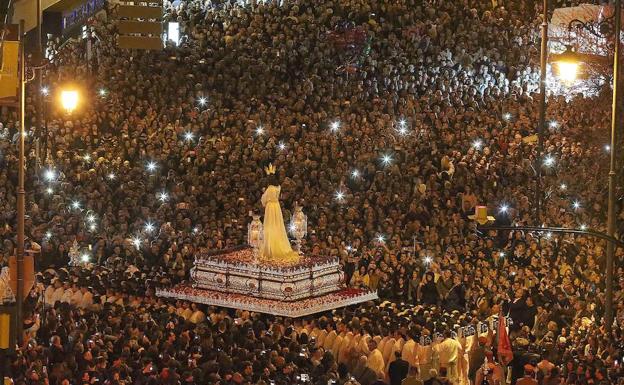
left=1, top=0, right=624, bottom=384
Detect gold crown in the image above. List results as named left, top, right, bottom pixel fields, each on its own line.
left=264, top=163, right=276, bottom=175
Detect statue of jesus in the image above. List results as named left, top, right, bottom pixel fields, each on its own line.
left=260, top=164, right=300, bottom=264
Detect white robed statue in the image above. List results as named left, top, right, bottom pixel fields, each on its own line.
left=260, top=164, right=300, bottom=264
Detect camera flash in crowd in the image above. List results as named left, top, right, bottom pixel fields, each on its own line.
left=543, top=155, right=555, bottom=167
left=380, top=154, right=393, bottom=166
left=334, top=190, right=345, bottom=202
left=144, top=222, right=155, bottom=233
left=44, top=169, right=56, bottom=182
left=397, top=119, right=408, bottom=135
left=472, top=139, right=483, bottom=150
left=107, top=173, right=116, bottom=180
left=329, top=120, right=341, bottom=133
left=146, top=161, right=158, bottom=173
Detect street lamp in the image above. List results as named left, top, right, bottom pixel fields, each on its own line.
left=60, top=89, right=79, bottom=113
left=552, top=46, right=580, bottom=83
left=550, top=0, right=621, bottom=333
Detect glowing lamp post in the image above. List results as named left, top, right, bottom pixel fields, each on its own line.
left=60, top=90, right=79, bottom=113
left=290, top=204, right=307, bottom=253
left=552, top=46, right=579, bottom=83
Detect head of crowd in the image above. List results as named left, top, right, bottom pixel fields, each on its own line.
left=0, top=0, right=623, bottom=384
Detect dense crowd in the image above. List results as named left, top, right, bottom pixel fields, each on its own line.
left=1, top=0, right=624, bottom=384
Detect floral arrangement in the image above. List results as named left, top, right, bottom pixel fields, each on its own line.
left=157, top=284, right=378, bottom=317
left=195, top=246, right=339, bottom=271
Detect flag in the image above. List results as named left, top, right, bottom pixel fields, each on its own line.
left=497, top=310, right=513, bottom=365
left=0, top=41, right=19, bottom=100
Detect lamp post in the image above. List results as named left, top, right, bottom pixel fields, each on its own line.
left=16, top=19, right=26, bottom=347
left=605, top=0, right=620, bottom=334
left=544, top=0, right=621, bottom=333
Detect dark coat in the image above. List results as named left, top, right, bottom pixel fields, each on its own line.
left=388, top=358, right=410, bottom=385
